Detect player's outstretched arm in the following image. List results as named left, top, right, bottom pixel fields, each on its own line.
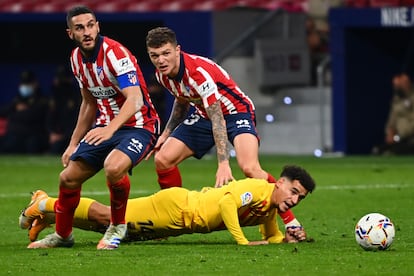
left=218, top=194, right=249, bottom=245
left=248, top=240, right=269, bottom=246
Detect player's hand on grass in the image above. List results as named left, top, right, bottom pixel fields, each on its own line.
left=214, top=161, right=234, bottom=188
left=284, top=226, right=306, bottom=243
left=248, top=240, right=269, bottom=246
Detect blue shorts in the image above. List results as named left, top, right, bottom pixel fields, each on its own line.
left=70, top=127, right=157, bottom=172
left=171, top=112, right=258, bottom=159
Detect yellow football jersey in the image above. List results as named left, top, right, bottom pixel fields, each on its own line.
left=125, top=178, right=284, bottom=244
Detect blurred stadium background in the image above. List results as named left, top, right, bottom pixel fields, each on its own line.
left=1, top=0, right=414, bottom=155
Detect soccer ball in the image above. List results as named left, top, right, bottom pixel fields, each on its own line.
left=355, top=213, right=395, bottom=251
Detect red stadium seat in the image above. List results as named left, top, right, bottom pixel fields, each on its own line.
left=344, top=0, right=370, bottom=7
left=125, top=1, right=164, bottom=12
left=369, top=0, right=401, bottom=6
left=0, top=0, right=37, bottom=13
left=0, top=0, right=311, bottom=13
left=160, top=0, right=194, bottom=12
left=401, top=0, right=414, bottom=5
left=32, top=2, right=66, bottom=13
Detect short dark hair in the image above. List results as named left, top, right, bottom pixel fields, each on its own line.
left=66, top=5, right=96, bottom=28
left=146, top=27, right=177, bottom=48
left=280, top=165, right=316, bottom=193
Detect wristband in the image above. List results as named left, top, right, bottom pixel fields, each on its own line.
left=285, top=218, right=301, bottom=229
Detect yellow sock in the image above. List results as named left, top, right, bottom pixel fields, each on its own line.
left=73, top=198, right=100, bottom=232
left=44, top=197, right=57, bottom=213
left=74, top=198, right=95, bottom=220
left=44, top=197, right=95, bottom=221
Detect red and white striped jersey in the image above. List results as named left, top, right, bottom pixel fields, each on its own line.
left=71, top=36, right=159, bottom=134
left=155, top=51, right=255, bottom=119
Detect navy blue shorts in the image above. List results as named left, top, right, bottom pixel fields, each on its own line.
left=70, top=127, right=157, bottom=172
left=171, top=112, right=258, bottom=159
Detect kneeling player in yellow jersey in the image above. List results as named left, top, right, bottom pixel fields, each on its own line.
left=21, top=165, right=315, bottom=248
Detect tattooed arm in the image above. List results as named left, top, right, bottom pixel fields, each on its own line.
left=205, top=101, right=234, bottom=187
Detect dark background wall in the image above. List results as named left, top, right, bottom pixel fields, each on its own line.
left=2, top=8, right=414, bottom=154
left=329, top=7, right=414, bottom=154
left=0, top=11, right=213, bottom=104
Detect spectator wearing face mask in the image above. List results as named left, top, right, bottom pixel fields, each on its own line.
left=0, top=70, right=49, bottom=154
left=46, top=65, right=80, bottom=155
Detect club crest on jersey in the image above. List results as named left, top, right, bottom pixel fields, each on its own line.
left=97, top=66, right=104, bottom=80
left=128, top=72, right=138, bottom=85
left=240, top=192, right=253, bottom=206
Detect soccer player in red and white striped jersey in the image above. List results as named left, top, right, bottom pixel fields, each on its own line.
left=29, top=6, right=160, bottom=250
left=145, top=27, right=303, bottom=232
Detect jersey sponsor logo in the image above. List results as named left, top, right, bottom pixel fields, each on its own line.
left=240, top=192, right=253, bottom=206
left=236, top=119, right=251, bottom=130
left=88, top=86, right=117, bottom=98
left=127, top=138, right=143, bottom=154
left=119, top=58, right=129, bottom=67
left=117, top=57, right=135, bottom=75
left=198, top=80, right=215, bottom=98
left=202, top=82, right=210, bottom=91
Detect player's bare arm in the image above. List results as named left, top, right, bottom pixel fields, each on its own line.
left=84, top=86, right=143, bottom=146
left=164, top=98, right=190, bottom=135
left=248, top=240, right=269, bottom=246
left=146, top=98, right=189, bottom=160
left=205, top=102, right=234, bottom=187
left=62, top=87, right=97, bottom=167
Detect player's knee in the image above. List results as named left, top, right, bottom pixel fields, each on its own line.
left=104, top=163, right=125, bottom=182
left=239, top=164, right=263, bottom=179
left=154, top=152, right=173, bottom=170
left=59, top=170, right=80, bottom=189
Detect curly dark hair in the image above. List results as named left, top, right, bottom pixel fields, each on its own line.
left=280, top=165, right=316, bottom=193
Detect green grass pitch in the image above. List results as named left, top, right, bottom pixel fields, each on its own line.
left=0, top=154, right=413, bottom=275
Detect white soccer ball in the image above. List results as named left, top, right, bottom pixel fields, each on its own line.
left=355, top=213, right=395, bottom=251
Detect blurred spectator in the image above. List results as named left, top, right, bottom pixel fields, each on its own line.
left=46, top=65, right=80, bottom=154
left=372, top=73, right=414, bottom=155
left=0, top=70, right=49, bottom=154
left=306, top=16, right=329, bottom=86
